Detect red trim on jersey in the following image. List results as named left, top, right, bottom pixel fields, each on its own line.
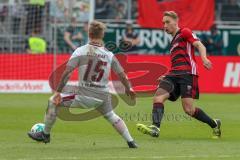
left=187, top=42, right=197, bottom=75
left=192, top=76, right=197, bottom=98
left=62, top=94, right=76, bottom=101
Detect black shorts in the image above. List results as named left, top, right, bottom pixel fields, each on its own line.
left=158, top=74, right=199, bottom=101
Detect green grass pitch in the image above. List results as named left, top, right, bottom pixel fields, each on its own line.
left=0, top=94, right=240, bottom=160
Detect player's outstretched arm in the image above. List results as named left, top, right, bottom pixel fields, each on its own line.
left=111, top=56, right=136, bottom=100
left=56, top=66, right=75, bottom=92
left=193, top=41, right=212, bottom=70
left=51, top=66, right=75, bottom=105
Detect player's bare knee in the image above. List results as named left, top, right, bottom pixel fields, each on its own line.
left=154, top=89, right=169, bottom=104
left=153, top=97, right=163, bottom=104
left=182, top=103, right=195, bottom=116
left=153, top=95, right=167, bottom=104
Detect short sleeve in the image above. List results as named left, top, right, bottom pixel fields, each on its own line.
left=181, top=28, right=199, bottom=44
left=111, top=56, right=124, bottom=74
left=67, top=48, right=80, bottom=68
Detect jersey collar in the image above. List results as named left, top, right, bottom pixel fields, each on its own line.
left=170, top=29, right=181, bottom=45
left=88, top=42, right=104, bottom=47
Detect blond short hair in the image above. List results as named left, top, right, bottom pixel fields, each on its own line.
left=88, top=20, right=106, bottom=39
left=163, top=11, right=179, bottom=20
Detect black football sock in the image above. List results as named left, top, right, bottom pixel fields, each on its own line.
left=193, top=107, right=217, bottom=128
left=152, top=103, right=164, bottom=128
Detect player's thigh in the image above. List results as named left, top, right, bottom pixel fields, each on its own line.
left=76, top=87, right=113, bottom=115
left=60, top=93, right=76, bottom=107
left=157, top=76, right=180, bottom=102
left=96, top=94, right=113, bottom=116
left=61, top=89, right=107, bottom=109
left=179, top=75, right=199, bottom=100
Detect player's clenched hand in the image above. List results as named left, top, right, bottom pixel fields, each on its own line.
left=51, top=92, right=62, bottom=105
left=126, top=88, right=136, bottom=100
left=203, top=58, right=212, bottom=70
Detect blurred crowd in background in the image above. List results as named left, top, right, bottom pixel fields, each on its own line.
left=0, top=0, right=239, bottom=55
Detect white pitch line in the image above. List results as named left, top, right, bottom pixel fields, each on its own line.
left=14, top=154, right=240, bottom=160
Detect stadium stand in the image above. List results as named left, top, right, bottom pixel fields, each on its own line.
left=0, top=0, right=239, bottom=55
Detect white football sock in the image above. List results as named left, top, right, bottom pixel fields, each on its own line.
left=43, top=101, right=58, bottom=134
left=104, top=111, right=134, bottom=142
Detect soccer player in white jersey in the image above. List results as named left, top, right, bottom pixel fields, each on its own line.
left=28, top=20, right=138, bottom=148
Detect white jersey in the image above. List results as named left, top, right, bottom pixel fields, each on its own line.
left=67, top=44, right=124, bottom=92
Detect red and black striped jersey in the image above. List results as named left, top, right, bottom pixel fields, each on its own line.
left=168, top=28, right=199, bottom=76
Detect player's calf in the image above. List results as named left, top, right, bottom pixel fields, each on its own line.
left=181, top=98, right=221, bottom=138
left=181, top=99, right=196, bottom=116
left=104, top=111, right=137, bottom=148
left=43, top=100, right=58, bottom=135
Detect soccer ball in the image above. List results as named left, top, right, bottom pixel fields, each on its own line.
left=31, top=123, right=45, bottom=133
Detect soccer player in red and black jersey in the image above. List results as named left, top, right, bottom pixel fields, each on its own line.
left=137, top=11, right=221, bottom=139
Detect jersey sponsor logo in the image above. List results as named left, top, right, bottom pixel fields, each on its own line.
left=186, top=85, right=192, bottom=95
left=187, top=85, right=192, bottom=91
left=116, top=29, right=171, bottom=49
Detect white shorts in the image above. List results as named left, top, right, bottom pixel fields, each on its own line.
left=59, top=86, right=113, bottom=115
